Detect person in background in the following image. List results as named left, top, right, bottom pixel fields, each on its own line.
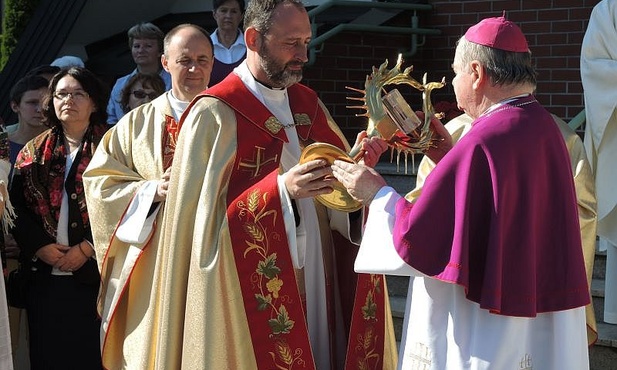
left=11, top=67, right=108, bottom=369
left=332, top=15, right=590, bottom=369
left=119, top=73, right=166, bottom=115
left=7, top=76, right=50, bottom=171
left=83, top=24, right=213, bottom=368
left=4, top=74, right=50, bottom=287
left=107, top=22, right=171, bottom=125
left=3, top=74, right=50, bottom=370
left=50, top=55, right=85, bottom=69
left=4, top=66, right=59, bottom=136
left=209, top=0, right=246, bottom=86
left=25, top=65, right=61, bottom=82
left=581, top=0, right=617, bottom=326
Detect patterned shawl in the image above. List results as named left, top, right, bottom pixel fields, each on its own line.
left=15, top=123, right=108, bottom=239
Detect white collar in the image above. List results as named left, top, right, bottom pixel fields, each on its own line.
left=212, top=29, right=246, bottom=49
left=167, top=91, right=191, bottom=121
left=235, top=61, right=287, bottom=105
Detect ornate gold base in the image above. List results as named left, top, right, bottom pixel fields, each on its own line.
left=299, top=143, right=362, bottom=212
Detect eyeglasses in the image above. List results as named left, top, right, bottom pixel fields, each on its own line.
left=53, top=91, right=89, bottom=101
left=131, top=90, right=159, bottom=100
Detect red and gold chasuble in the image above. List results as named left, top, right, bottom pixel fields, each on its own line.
left=196, top=75, right=392, bottom=370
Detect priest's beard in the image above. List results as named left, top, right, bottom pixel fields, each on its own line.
left=258, top=41, right=303, bottom=88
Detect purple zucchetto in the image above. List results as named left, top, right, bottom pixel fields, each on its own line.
left=464, top=15, right=529, bottom=53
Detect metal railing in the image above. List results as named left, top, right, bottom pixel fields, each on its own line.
left=569, top=109, right=586, bottom=131
left=307, top=0, right=440, bottom=65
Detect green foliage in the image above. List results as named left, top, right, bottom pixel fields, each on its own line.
left=1, top=0, right=42, bottom=69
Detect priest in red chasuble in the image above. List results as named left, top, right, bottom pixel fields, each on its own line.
left=84, top=1, right=396, bottom=369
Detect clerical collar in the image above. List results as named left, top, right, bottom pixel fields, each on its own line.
left=167, top=91, right=191, bottom=121
left=236, top=61, right=289, bottom=104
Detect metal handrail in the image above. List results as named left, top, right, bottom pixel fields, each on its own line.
left=569, top=109, right=586, bottom=131
left=307, top=0, right=440, bottom=65
left=307, top=0, right=433, bottom=17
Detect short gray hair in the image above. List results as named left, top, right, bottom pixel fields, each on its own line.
left=455, top=36, right=537, bottom=87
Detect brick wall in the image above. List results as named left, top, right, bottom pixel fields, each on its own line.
left=303, top=0, right=601, bottom=139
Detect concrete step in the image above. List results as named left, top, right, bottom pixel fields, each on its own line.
left=581, top=253, right=614, bottom=369
left=591, top=278, right=617, bottom=343
left=595, top=249, right=606, bottom=280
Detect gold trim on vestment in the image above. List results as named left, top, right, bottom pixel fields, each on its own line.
left=265, top=117, right=283, bottom=134
left=265, top=114, right=312, bottom=134
left=293, top=113, right=311, bottom=127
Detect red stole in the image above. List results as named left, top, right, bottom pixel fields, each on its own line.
left=191, top=74, right=390, bottom=369
left=162, top=115, right=180, bottom=171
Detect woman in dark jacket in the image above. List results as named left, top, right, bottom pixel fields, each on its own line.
left=11, top=67, right=108, bottom=370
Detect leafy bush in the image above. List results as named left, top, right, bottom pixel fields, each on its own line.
left=0, top=0, right=41, bottom=68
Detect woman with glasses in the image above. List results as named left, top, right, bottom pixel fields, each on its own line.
left=11, top=67, right=108, bottom=369
left=119, top=72, right=166, bottom=116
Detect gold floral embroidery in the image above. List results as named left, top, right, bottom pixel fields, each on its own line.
left=238, top=189, right=305, bottom=369
left=269, top=340, right=307, bottom=370
left=355, top=274, right=383, bottom=369
left=267, top=277, right=284, bottom=299
left=362, top=275, right=381, bottom=320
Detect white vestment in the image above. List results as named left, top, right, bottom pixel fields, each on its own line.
left=581, top=0, right=617, bottom=323
left=0, top=158, right=13, bottom=370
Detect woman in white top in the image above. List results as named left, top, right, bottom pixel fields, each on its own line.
left=210, top=0, right=246, bottom=86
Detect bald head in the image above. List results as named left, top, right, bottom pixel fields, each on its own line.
left=162, top=24, right=214, bottom=101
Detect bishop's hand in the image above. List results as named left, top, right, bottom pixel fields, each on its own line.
left=331, top=160, right=387, bottom=205
left=416, top=111, right=453, bottom=163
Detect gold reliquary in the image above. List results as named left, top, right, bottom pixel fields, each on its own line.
left=300, top=54, right=446, bottom=212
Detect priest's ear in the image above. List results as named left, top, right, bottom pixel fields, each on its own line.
left=161, top=54, right=170, bottom=73
left=245, top=27, right=262, bottom=52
